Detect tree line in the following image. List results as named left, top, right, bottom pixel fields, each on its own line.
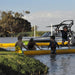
left=0, top=11, right=31, bottom=37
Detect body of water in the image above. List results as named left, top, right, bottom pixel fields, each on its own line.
left=34, top=54, right=75, bottom=75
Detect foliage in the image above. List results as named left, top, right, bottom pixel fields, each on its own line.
left=36, top=31, right=47, bottom=37
left=0, top=11, right=31, bottom=37
left=0, top=50, right=49, bottom=75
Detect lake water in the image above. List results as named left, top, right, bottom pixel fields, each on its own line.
left=0, top=37, right=75, bottom=75
left=34, top=54, right=75, bottom=75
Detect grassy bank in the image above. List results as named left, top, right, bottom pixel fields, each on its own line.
left=15, top=31, right=47, bottom=37
left=0, top=48, right=49, bottom=75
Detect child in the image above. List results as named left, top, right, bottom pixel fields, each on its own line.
left=15, top=35, right=27, bottom=51
left=48, top=36, right=59, bottom=54
left=61, top=26, right=70, bottom=48
left=27, top=38, right=40, bottom=50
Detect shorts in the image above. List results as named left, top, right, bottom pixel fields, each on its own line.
left=62, top=37, right=69, bottom=42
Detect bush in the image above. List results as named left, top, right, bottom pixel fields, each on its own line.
left=0, top=51, right=49, bottom=75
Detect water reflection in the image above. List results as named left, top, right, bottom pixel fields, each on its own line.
left=60, top=56, right=70, bottom=75
left=47, top=54, right=71, bottom=75
left=50, top=55, right=57, bottom=75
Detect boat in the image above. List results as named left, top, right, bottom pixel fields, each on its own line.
left=15, top=48, right=75, bottom=55
left=0, top=41, right=68, bottom=48
left=31, top=20, right=75, bottom=45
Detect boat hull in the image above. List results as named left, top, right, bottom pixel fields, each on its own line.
left=0, top=41, right=68, bottom=48
left=22, top=49, right=75, bottom=55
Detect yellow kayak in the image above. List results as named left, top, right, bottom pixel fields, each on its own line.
left=23, top=49, right=75, bottom=55
left=14, top=48, right=75, bottom=55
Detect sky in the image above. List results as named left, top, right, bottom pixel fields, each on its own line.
left=0, top=0, right=75, bottom=31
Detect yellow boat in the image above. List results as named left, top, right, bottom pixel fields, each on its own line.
left=14, top=45, right=75, bottom=55
left=36, top=42, right=68, bottom=46
left=21, top=48, right=75, bottom=55
left=0, top=43, right=15, bottom=48
left=0, top=41, right=68, bottom=48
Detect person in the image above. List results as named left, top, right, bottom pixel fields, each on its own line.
left=60, top=26, right=70, bottom=48
left=48, top=36, right=59, bottom=54
left=56, top=26, right=70, bottom=48
left=27, top=38, right=40, bottom=50
left=15, top=35, right=27, bottom=52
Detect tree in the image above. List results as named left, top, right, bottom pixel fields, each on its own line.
left=15, top=12, right=24, bottom=18
left=0, top=11, right=31, bottom=36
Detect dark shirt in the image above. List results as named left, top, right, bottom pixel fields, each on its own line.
left=48, top=40, right=59, bottom=50
left=61, top=30, right=69, bottom=40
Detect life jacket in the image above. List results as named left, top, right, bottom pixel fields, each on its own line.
left=15, top=46, right=22, bottom=53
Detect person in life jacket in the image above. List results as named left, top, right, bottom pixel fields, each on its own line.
left=15, top=35, right=28, bottom=53
left=48, top=36, right=59, bottom=54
